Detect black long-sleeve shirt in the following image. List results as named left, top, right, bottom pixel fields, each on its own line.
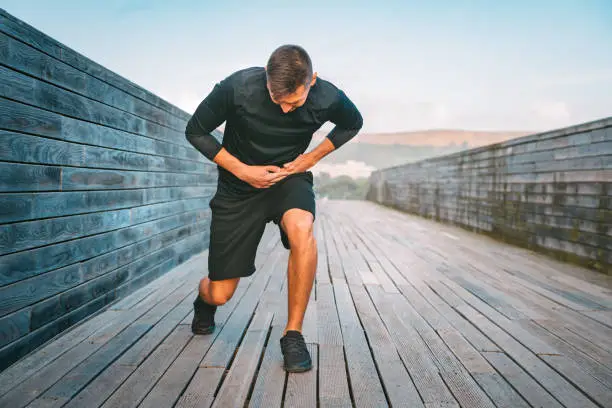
left=185, top=66, right=363, bottom=194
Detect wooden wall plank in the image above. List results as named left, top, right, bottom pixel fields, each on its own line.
left=1, top=32, right=186, bottom=132
left=0, top=9, right=191, bottom=121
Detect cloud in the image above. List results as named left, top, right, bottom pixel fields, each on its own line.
left=531, top=100, right=571, bottom=123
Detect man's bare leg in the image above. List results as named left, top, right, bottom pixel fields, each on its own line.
left=198, top=276, right=240, bottom=306
left=281, top=209, right=317, bottom=335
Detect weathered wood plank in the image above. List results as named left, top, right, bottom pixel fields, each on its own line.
left=247, top=325, right=286, bottom=408
left=61, top=167, right=213, bottom=191
left=0, top=210, right=207, bottom=285
left=211, top=323, right=271, bottom=407
left=0, top=130, right=84, bottom=166
left=437, top=328, right=530, bottom=408
left=0, top=254, right=199, bottom=395
left=352, top=283, right=424, bottom=407
left=173, top=368, right=225, bottom=408
left=0, top=268, right=200, bottom=407
left=0, top=98, right=205, bottom=164
left=332, top=279, right=390, bottom=407
left=0, top=208, right=131, bottom=257
left=0, top=185, right=213, bottom=225
left=0, top=31, right=186, bottom=132
left=0, top=65, right=189, bottom=147
left=0, top=162, right=61, bottom=192
left=284, top=343, right=317, bottom=408
left=0, top=9, right=190, bottom=121
left=365, top=285, right=457, bottom=407
left=454, top=302, right=599, bottom=408
left=98, top=325, right=193, bottom=408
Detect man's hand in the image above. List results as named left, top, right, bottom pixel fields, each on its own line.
left=236, top=165, right=289, bottom=189
left=283, top=153, right=317, bottom=174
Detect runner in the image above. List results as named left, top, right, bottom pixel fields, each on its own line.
left=185, top=44, right=363, bottom=372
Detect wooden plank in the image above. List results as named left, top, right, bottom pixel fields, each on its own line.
left=0, top=9, right=190, bottom=121
left=441, top=278, right=559, bottom=356
left=70, top=264, right=248, bottom=408
left=315, top=216, right=330, bottom=284
left=0, top=31, right=186, bottom=132
left=246, top=325, right=286, bottom=408
left=0, top=130, right=84, bottom=166
left=173, top=368, right=225, bottom=408
left=437, top=328, right=530, bottom=408
left=61, top=167, right=213, bottom=191
left=313, top=282, right=352, bottom=407
left=482, top=352, right=563, bottom=408
left=0, top=254, right=199, bottom=395
left=0, top=268, right=199, bottom=407
left=389, top=288, right=496, bottom=408
left=284, top=344, right=318, bottom=408
left=211, top=318, right=272, bottom=407
left=0, top=210, right=207, bottom=285
left=0, top=98, right=204, bottom=165
left=538, top=354, right=612, bottom=407
left=0, top=162, right=61, bottom=192
left=322, top=216, right=343, bottom=281
left=0, top=309, right=30, bottom=349
left=0, top=208, right=131, bottom=257
left=0, top=65, right=188, bottom=146
left=26, top=322, right=153, bottom=407
left=316, top=283, right=343, bottom=346
left=365, top=285, right=457, bottom=407
left=518, top=320, right=612, bottom=395
left=98, top=325, right=193, bottom=408
left=454, top=303, right=599, bottom=408
left=317, top=345, right=353, bottom=408
left=332, top=279, right=389, bottom=407
left=532, top=319, right=612, bottom=369
left=352, top=284, right=424, bottom=407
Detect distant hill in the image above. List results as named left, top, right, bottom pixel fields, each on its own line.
left=313, top=129, right=531, bottom=147
left=308, top=128, right=534, bottom=178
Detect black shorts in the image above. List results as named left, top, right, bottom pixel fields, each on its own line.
left=207, top=171, right=316, bottom=281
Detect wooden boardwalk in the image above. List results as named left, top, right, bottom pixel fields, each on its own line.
left=0, top=200, right=611, bottom=408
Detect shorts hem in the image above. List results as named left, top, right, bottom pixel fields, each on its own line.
left=208, top=266, right=256, bottom=281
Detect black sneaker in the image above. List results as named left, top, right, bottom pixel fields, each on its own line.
left=191, top=295, right=216, bottom=335
left=280, top=330, right=312, bottom=372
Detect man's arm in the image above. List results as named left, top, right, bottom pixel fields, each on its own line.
left=283, top=89, right=363, bottom=173
left=186, top=77, right=288, bottom=188
left=325, top=89, right=364, bottom=152
left=185, top=78, right=231, bottom=162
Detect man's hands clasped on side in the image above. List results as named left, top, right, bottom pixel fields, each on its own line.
left=236, top=165, right=289, bottom=189
left=235, top=153, right=318, bottom=190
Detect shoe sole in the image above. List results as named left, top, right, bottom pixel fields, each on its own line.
left=191, top=324, right=215, bottom=335
left=284, top=363, right=312, bottom=373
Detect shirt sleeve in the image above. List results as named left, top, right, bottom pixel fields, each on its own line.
left=185, top=76, right=234, bottom=161
left=325, top=89, right=363, bottom=149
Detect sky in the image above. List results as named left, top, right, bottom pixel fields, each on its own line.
left=3, top=0, right=612, bottom=133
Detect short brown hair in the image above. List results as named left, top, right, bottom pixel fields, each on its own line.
left=266, top=44, right=313, bottom=98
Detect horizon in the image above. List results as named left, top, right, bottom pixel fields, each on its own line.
left=2, top=1, right=611, bottom=134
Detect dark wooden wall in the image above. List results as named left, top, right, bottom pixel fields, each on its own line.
left=367, top=117, right=612, bottom=275
left=0, top=9, right=219, bottom=371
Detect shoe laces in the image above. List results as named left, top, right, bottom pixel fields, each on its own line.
left=283, top=334, right=308, bottom=356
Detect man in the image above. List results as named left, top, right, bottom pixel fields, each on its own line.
left=185, top=44, right=363, bottom=373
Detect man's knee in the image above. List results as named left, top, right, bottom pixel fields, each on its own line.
left=203, top=277, right=239, bottom=305
left=282, top=209, right=315, bottom=248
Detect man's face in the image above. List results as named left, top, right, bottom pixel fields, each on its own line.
left=268, top=74, right=317, bottom=113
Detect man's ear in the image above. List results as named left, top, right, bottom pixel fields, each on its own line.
left=310, top=72, right=318, bottom=87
